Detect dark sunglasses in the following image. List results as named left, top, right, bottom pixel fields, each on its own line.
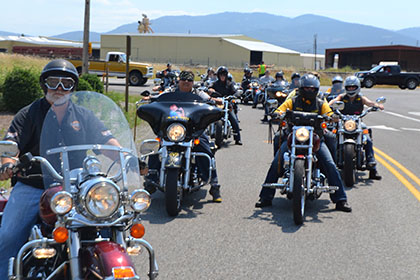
left=45, top=76, right=75, bottom=91
left=180, top=78, right=194, bottom=82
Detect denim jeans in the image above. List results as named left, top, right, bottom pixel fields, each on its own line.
left=260, top=140, right=347, bottom=203
left=0, top=182, right=44, bottom=279
left=253, top=91, right=263, bottom=106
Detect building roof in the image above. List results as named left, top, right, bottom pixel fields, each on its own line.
left=106, top=33, right=248, bottom=39
left=222, top=38, right=299, bottom=54
left=0, top=35, right=100, bottom=48
left=326, top=44, right=420, bottom=53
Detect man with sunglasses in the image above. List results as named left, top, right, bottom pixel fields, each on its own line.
left=255, top=74, right=352, bottom=213
left=0, top=59, right=122, bottom=278
left=144, top=70, right=224, bottom=202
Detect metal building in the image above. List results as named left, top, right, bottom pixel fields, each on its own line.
left=325, top=45, right=420, bottom=71
left=100, top=33, right=302, bottom=68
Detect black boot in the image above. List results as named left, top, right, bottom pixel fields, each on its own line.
left=143, top=179, right=158, bottom=194
left=335, top=201, right=352, bottom=212
left=255, top=198, right=272, bottom=208
left=369, top=169, right=382, bottom=180
left=209, top=184, right=222, bottom=202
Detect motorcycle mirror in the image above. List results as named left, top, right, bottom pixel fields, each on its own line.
left=330, top=101, right=345, bottom=111
left=0, top=140, right=19, bottom=158
left=139, top=139, right=160, bottom=156
left=153, top=78, right=162, bottom=85
left=376, top=96, right=386, bottom=104
left=141, top=90, right=151, bottom=97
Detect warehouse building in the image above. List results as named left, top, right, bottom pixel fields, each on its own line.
left=325, top=45, right=420, bottom=71
left=100, top=33, right=302, bottom=68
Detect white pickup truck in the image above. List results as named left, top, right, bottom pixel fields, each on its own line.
left=69, top=52, right=154, bottom=86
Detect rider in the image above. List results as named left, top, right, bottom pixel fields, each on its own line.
left=253, top=70, right=275, bottom=108
left=241, top=68, right=254, bottom=90
left=0, top=59, right=122, bottom=278
left=260, top=72, right=288, bottom=122
left=274, top=71, right=286, bottom=83
left=204, top=67, right=217, bottom=84
left=255, top=74, right=352, bottom=212
left=144, top=70, right=224, bottom=202
left=289, top=72, right=300, bottom=90
left=328, top=76, right=383, bottom=180
left=325, top=75, right=345, bottom=101
left=208, top=66, right=243, bottom=145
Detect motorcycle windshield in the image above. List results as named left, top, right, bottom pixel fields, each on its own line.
left=40, top=91, right=140, bottom=191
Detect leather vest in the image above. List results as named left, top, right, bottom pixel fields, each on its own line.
left=340, top=94, right=364, bottom=115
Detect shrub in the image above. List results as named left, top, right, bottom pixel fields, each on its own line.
left=79, top=74, right=104, bottom=93
left=76, top=78, right=93, bottom=91
left=2, top=67, right=43, bottom=113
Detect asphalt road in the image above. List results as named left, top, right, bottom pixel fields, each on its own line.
left=127, top=85, right=420, bottom=280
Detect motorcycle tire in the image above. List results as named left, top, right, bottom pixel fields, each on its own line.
left=292, top=159, right=306, bottom=225
left=343, top=143, right=356, bottom=188
left=165, top=168, right=181, bottom=216
left=215, top=120, right=223, bottom=148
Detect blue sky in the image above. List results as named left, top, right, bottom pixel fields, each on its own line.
left=2, top=0, right=420, bottom=36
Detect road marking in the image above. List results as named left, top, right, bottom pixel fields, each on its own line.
left=374, top=147, right=420, bottom=202
left=401, top=127, right=420, bottom=132
left=408, top=112, right=420, bottom=116
left=384, top=111, right=420, bottom=123
left=369, top=125, right=400, bottom=131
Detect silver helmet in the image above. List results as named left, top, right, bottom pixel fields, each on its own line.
left=344, top=76, right=361, bottom=97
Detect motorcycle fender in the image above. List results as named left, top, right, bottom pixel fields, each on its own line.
left=343, top=139, right=356, bottom=145
left=165, top=152, right=182, bottom=168
left=80, top=241, right=137, bottom=278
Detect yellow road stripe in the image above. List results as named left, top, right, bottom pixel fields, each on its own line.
left=374, top=147, right=420, bottom=187
left=375, top=154, right=420, bottom=202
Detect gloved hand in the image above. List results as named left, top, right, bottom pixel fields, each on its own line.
left=0, top=162, right=14, bottom=181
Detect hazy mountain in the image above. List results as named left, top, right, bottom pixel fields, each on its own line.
left=50, top=31, right=101, bottom=42
left=8, top=12, right=419, bottom=53
left=0, top=30, right=22, bottom=36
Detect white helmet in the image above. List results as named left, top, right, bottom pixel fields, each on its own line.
left=344, top=76, right=361, bottom=97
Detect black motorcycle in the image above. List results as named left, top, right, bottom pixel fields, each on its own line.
left=137, top=91, right=222, bottom=216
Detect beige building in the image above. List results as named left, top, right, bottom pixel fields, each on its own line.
left=100, top=33, right=303, bottom=68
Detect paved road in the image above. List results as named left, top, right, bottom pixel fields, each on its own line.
left=129, top=86, right=420, bottom=280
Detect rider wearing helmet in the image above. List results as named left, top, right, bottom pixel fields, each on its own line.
left=325, top=75, right=345, bottom=101
left=0, top=59, right=122, bottom=278
left=208, top=66, right=243, bottom=145
left=289, top=72, right=301, bottom=90
left=255, top=74, right=352, bottom=213
left=275, top=71, right=285, bottom=81
left=328, top=76, right=384, bottom=180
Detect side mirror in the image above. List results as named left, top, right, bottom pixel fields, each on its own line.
left=330, top=101, right=345, bottom=111
left=139, top=139, right=160, bottom=156
left=153, top=78, right=162, bottom=86
left=141, top=90, right=151, bottom=97
left=376, top=96, right=386, bottom=104
left=0, top=141, right=19, bottom=158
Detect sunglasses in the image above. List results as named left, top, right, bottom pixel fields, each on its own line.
left=45, top=76, right=75, bottom=91
left=180, top=78, right=194, bottom=82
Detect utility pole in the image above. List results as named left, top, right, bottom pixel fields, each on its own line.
left=313, top=34, right=317, bottom=70
left=82, top=0, right=90, bottom=74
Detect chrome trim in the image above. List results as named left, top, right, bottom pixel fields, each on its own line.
left=126, top=238, right=159, bottom=280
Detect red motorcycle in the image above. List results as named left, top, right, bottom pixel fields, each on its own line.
left=1, top=91, right=158, bottom=279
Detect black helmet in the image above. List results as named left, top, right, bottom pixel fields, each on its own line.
left=207, top=67, right=214, bottom=74
left=291, top=72, right=300, bottom=80
left=39, top=59, right=79, bottom=93
left=244, top=68, right=253, bottom=75
left=167, top=62, right=172, bottom=67
left=299, top=74, right=320, bottom=101
left=275, top=71, right=284, bottom=79
left=216, top=66, right=229, bottom=77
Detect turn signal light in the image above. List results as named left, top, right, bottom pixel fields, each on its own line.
left=53, top=227, right=69, bottom=243
left=112, top=267, right=136, bottom=279
left=321, top=122, right=327, bottom=129
left=155, top=137, right=161, bottom=142
left=130, top=223, right=145, bottom=238
left=363, top=129, right=369, bottom=134
left=281, top=121, right=286, bottom=127
left=332, top=129, right=337, bottom=134
left=194, top=139, right=200, bottom=145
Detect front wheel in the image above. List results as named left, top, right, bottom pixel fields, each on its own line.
left=343, top=144, right=356, bottom=187
left=129, top=71, right=144, bottom=86
left=292, top=159, right=306, bottom=225
left=165, top=168, right=181, bottom=216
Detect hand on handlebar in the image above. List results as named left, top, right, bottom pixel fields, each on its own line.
left=0, top=162, right=14, bottom=181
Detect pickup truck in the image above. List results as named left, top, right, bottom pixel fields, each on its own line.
left=69, top=52, right=154, bottom=86
left=355, top=65, right=420, bottom=90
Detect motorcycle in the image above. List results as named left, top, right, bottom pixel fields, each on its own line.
left=137, top=91, right=223, bottom=216
left=264, top=80, right=290, bottom=121
left=207, top=95, right=237, bottom=148
left=330, top=97, right=386, bottom=187
left=2, top=91, right=158, bottom=279
left=241, top=78, right=261, bottom=105
left=263, top=110, right=339, bottom=225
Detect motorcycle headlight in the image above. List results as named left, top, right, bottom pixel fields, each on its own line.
left=252, top=82, right=258, bottom=87
left=344, top=120, right=357, bottom=132
left=167, top=123, right=186, bottom=142
left=51, top=191, right=73, bottom=215
left=295, top=127, right=310, bottom=142
left=276, top=91, right=282, bottom=97
left=130, top=189, right=151, bottom=212
left=84, top=180, right=120, bottom=218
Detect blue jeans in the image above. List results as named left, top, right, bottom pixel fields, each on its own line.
left=260, top=140, right=347, bottom=203
left=253, top=91, right=263, bottom=106
left=0, top=182, right=44, bottom=279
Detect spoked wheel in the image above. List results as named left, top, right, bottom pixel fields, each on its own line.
left=215, top=120, right=223, bottom=148
left=292, top=159, right=306, bottom=225
left=165, top=168, right=182, bottom=216
left=343, top=143, right=356, bottom=188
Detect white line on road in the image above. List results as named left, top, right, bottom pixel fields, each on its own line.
left=369, top=125, right=400, bottom=131
left=408, top=112, right=420, bottom=117
left=401, top=127, right=420, bottom=132
left=384, top=111, right=420, bottom=123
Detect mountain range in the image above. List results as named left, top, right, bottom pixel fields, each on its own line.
left=2, top=12, right=420, bottom=53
